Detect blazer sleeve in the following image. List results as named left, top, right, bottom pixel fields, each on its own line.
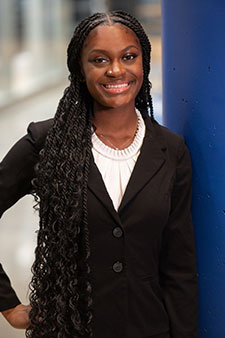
left=0, top=118, right=52, bottom=311
left=159, top=138, right=198, bottom=338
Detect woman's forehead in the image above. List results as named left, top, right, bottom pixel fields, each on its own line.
left=82, top=24, right=140, bottom=51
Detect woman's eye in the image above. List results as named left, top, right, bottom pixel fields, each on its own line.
left=93, top=57, right=108, bottom=64
left=123, top=54, right=138, bottom=61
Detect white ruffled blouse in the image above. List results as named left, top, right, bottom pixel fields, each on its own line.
left=91, top=110, right=146, bottom=211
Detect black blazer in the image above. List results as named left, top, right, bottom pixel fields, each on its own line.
left=0, top=114, right=198, bottom=338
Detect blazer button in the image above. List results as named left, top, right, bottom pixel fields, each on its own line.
left=112, top=227, right=123, bottom=238
left=112, top=261, right=123, bottom=273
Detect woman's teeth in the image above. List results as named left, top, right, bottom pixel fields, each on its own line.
left=104, top=83, right=129, bottom=89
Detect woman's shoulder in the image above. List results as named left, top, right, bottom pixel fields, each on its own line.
left=143, top=115, right=189, bottom=162
left=151, top=120, right=190, bottom=165
left=27, top=118, right=54, bottom=151
left=143, top=113, right=185, bottom=147
left=153, top=120, right=184, bottom=144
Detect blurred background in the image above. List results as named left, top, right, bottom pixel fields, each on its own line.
left=0, top=0, right=162, bottom=336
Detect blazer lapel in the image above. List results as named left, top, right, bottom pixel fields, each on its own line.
left=88, top=153, right=122, bottom=225
left=118, top=116, right=167, bottom=213
left=87, top=114, right=167, bottom=222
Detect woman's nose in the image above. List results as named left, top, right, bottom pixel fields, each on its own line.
left=106, top=61, right=125, bottom=77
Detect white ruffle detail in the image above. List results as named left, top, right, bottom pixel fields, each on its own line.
left=92, top=110, right=146, bottom=211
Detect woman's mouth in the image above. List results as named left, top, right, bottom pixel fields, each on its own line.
left=101, top=82, right=132, bottom=93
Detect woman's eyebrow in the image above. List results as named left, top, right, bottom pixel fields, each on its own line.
left=88, top=45, right=139, bottom=55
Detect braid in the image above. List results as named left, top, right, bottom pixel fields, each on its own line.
left=27, top=10, right=154, bottom=338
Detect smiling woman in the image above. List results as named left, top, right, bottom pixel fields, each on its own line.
left=0, top=10, right=198, bottom=338
left=81, top=24, right=144, bottom=150
left=81, top=24, right=143, bottom=115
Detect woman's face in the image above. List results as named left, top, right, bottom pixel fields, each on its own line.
left=81, top=24, right=143, bottom=110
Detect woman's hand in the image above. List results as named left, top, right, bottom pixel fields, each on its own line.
left=2, top=304, right=31, bottom=329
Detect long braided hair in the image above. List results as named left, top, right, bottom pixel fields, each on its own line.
left=27, top=10, right=154, bottom=338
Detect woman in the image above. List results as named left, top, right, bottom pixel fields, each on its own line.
left=0, top=11, right=198, bottom=338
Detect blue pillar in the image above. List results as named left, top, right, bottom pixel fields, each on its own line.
left=161, top=1, right=225, bottom=337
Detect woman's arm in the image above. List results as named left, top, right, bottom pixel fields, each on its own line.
left=0, top=264, right=21, bottom=312
left=0, top=122, right=45, bottom=217
left=0, top=119, right=52, bottom=326
left=159, top=139, right=198, bottom=338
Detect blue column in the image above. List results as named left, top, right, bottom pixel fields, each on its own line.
left=161, top=1, right=225, bottom=337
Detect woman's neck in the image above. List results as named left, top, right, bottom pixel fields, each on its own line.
left=93, top=105, right=137, bottom=137
left=92, top=104, right=138, bottom=150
